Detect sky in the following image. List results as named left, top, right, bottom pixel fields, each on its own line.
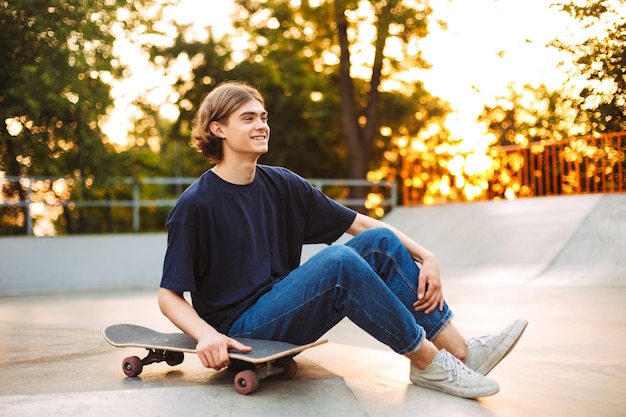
left=105, top=0, right=576, bottom=146
left=417, top=0, right=573, bottom=140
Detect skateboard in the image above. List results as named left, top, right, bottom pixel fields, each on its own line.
left=103, top=324, right=327, bottom=394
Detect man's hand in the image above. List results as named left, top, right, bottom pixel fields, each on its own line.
left=158, top=288, right=252, bottom=370
left=196, top=331, right=252, bottom=370
left=413, top=255, right=445, bottom=314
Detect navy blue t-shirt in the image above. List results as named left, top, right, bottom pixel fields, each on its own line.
left=160, top=165, right=357, bottom=333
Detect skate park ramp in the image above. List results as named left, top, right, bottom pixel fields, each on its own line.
left=1, top=193, right=625, bottom=417
left=391, top=192, right=626, bottom=286
left=304, top=192, right=626, bottom=287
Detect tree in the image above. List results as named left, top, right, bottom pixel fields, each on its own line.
left=145, top=0, right=447, bottom=186
left=149, top=31, right=350, bottom=180
left=471, top=1, right=626, bottom=200
left=228, top=0, right=438, bottom=181
left=0, top=0, right=168, bottom=234
left=478, top=83, right=578, bottom=147
left=551, top=0, right=626, bottom=133
left=128, top=0, right=451, bottom=218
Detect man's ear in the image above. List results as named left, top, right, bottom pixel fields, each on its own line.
left=209, top=121, right=225, bottom=138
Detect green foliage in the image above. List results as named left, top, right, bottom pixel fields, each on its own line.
left=479, top=1, right=625, bottom=141
left=1, top=0, right=454, bottom=233
left=479, top=0, right=625, bottom=139
left=150, top=0, right=448, bottom=184
left=150, top=29, right=349, bottom=178
left=475, top=0, right=626, bottom=201
left=551, top=0, right=626, bottom=133
left=479, top=83, right=579, bottom=146
left=2, top=0, right=115, bottom=178
left=0, top=0, right=168, bottom=234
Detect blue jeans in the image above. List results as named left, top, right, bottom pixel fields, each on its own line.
left=228, top=228, right=453, bottom=355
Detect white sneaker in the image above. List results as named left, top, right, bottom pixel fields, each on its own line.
left=465, top=318, right=528, bottom=375
left=409, top=349, right=500, bottom=399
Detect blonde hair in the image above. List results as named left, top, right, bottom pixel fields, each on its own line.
left=190, top=81, right=265, bottom=163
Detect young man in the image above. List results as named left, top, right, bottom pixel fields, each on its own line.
left=158, top=81, right=528, bottom=399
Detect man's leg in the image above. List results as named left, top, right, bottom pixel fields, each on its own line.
left=344, top=228, right=455, bottom=340
left=344, top=228, right=527, bottom=375
left=228, top=244, right=499, bottom=398
left=431, top=322, right=467, bottom=361
left=228, top=244, right=424, bottom=354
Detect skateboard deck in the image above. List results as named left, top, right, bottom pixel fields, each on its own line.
left=103, top=324, right=327, bottom=394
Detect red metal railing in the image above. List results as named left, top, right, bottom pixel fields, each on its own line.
left=400, top=131, right=626, bottom=205
left=489, top=131, right=626, bottom=198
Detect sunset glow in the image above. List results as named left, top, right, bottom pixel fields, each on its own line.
left=103, top=1, right=573, bottom=150
left=101, top=0, right=622, bottom=216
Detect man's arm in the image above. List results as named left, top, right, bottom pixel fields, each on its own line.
left=158, top=288, right=251, bottom=369
left=346, top=213, right=444, bottom=313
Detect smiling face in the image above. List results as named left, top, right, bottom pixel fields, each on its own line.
left=209, top=99, right=270, bottom=162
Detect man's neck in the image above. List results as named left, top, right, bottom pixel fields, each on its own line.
left=211, top=160, right=257, bottom=185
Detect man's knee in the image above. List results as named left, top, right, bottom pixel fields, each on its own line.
left=349, top=227, right=401, bottom=250
left=321, top=245, right=363, bottom=267
left=316, top=245, right=378, bottom=284
left=359, top=227, right=397, bottom=241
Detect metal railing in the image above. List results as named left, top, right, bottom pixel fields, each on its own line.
left=492, top=131, right=626, bottom=197
left=400, top=131, right=626, bottom=205
left=7, top=132, right=621, bottom=235
left=0, top=176, right=396, bottom=236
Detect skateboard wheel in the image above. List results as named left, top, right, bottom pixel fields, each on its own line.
left=165, top=351, right=184, bottom=366
left=122, top=356, right=143, bottom=377
left=275, top=357, right=297, bottom=379
left=234, top=370, right=259, bottom=395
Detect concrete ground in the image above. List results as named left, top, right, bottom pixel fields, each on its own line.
left=1, top=193, right=625, bottom=416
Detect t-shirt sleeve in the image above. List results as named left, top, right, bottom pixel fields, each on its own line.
left=302, top=181, right=357, bottom=245
left=160, top=202, right=199, bottom=293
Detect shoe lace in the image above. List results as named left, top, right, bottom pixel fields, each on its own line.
left=466, top=334, right=495, bottom=348
left=438, top=351, right=480, bottom=383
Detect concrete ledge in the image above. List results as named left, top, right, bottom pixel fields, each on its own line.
left=0, top=234, right=166, bottom=295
